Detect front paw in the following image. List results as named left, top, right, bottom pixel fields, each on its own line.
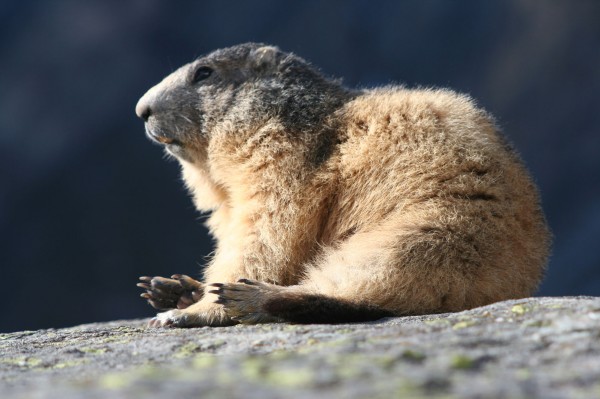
left=137, top=274, right=204, bottom=310
left=208, top=279, right=284, bottom=324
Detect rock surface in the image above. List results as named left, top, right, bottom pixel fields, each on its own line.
left=2, top=297, right=600, bottom=399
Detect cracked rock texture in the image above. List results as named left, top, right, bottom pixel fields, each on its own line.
left=1, top=297, right=600, bottom=399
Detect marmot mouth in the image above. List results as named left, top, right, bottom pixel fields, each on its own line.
left=146, top=129, right=182, bottom=146
left=154, top=135, right=174, bottom=144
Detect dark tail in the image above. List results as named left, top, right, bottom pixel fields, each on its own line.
left=263, top=292, right=394, bottom=324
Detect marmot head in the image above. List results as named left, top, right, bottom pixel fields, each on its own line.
left=135, top=43, right=348, bottom=163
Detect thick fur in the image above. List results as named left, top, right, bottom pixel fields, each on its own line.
left=136, top=43, right=550, bottom=327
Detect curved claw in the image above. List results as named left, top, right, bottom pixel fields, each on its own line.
left=137, top=274, right=205, bottom=311
left=237, top=278, right=258, bottom=285
left=136, top=282, right=151, bottom=290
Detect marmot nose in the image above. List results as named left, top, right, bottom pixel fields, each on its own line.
left=135, top=102, right=152, bottom=122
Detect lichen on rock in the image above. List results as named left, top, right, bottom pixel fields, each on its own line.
left=1, top=297, right=600, bottom=398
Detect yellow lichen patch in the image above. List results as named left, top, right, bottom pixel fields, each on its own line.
left=265, top=367, right=314, bottom=388
left=0, top=357, right=43, bottom=368
left=174, top=340, right=225, bottom=359
left=451, top=354, right=475, bottom=370
left=99, top=373, right=131, bottom=389
left=296, top=337, right=354, bottom=355
left=511, top=304, right=530, bottom=315
left=192, top=354, right=217, bottom=369
left=174, top=342, right=202, bottom=359
left=424, top=319, right=451, bottom=327
left=335, top=328, right=353, bottom=334
left=324, top=353, right=367, bottom=379
left=0, top=331, right=35, bottom=340
left=239, top=355, right=316, bottom=388
left=374, top=354, right=402, bottom=370
left=52, top=359, right=88, bottom=369
left=523, top=319, right=550, bottom=328
left=516, top=368, right=532, bottom=380
left=336, top=361, right=365, bottom=380
left=98, top=364, right=177, bottom=390
left=240, top=356, right=269, bottom=381
left=269, top=350, right=293, bottom=361
left=452, top=320, right=476, bottom=330
left=98, top=336, right=133, bottom=345
left=79, top=347, right=108, bottom=355
left=394, top=381, right=426, bottom=398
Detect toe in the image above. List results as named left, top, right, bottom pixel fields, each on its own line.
left=177, top=295, right=195, bottom=309
left=237, top=278, right=258, bottom=285
left=140, top=290, right=177, bottom=310
left=210, top=283, right=248, bottom=301
left=191, top=290, right=203, bottom=302
left=175, top=275, right=204, bottom=291
left=150, top=309, right=182, bottom=328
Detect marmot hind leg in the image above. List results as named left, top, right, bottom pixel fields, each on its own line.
left=211, top=221, right=485, bottom=324
left=210, top=279, right=394, bottom=324
left=137, top=274, right=204, bottom=310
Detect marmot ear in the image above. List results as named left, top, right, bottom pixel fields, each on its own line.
left=249, top=46, right=281, bottom=71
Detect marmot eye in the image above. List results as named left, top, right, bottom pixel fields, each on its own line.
left=192, top=66, right=213, bottom=83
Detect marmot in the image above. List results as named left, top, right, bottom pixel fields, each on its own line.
left=135, top=43, right=550, bottom=327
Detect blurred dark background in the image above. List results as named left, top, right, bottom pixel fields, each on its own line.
left=1, top=0, right=599, bottom=332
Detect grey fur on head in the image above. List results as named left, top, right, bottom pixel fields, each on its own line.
left=136, top=43, right=350, bottom=162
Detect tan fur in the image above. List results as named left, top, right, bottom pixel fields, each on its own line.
left=136, top=44, right=550, bottom=327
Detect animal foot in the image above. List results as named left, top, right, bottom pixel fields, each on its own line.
left=137, top=274, right=204, bottom=310
left=208, top=279, right=284, bottom=324
left=147, top=301, right=236, bottom=328
left=147, top=309, right=197, bottom=328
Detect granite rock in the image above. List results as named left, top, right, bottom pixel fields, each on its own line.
left=2, top=297, right=600, bottom=398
